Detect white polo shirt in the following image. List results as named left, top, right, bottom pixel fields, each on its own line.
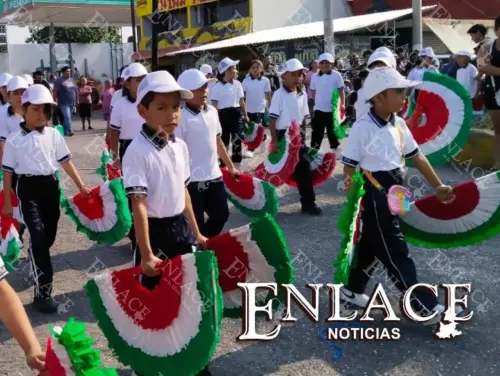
left=354, top=88, right=371, bottom=121
left=109, top=96, right=144, bottom=140
left=456, top=64, right=478, bottom=97
left=176, top=104, right=222, bottom=182
left=242, top=76, right=271, bottom=113
left=0, top=256, right=8, bottom=281
left=310, top=70, right=344, bottom=112
left=110, top=89, right=123, bottom=110
left=3, top=124, right=72, bottom=176
left=269, top=87, right=310, bottom=130
left=341, top=109, right=420, bottom=172
left=211, top=80, right=244, bottom=109
left=207, top=80, right=217, bottom=103
left=123, top=125, right=190, bottom=218
left=0, top=105, right=23, bottom=141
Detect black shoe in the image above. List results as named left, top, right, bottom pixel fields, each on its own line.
left=33, top=296, right=58, bottom=314
left=301, top=204, right=322, bottom=215
left=88, top=126, right=93, bottom=130
left=67, top=132, right=74, bottom=137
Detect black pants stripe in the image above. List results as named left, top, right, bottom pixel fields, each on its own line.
left=15, top=174, right=60, bottom=298
left=218, top=107, right=244, bottom=164
left=310, top=110, right=340, bottom=150
left=119, top=139, right=136, bottom=251
left=346, top=169, right=438, bottom=312
left=277, top=129, right=315, bottom=206
left=187, top=178, right=229, bottom=238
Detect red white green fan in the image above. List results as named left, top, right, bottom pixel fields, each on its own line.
left=43, top=317, right=117, bottom=376
left=331, top=88, right=348, bottom=140
left=61, top=179, right=132, bottom=245
left=221, top=168, right=279, bottom=218
left=0, top=189, right=22, bottom=271
left=400, top=90, right=416, bottom=119
left=206, top=215, right=294, bottom=317
left=243, top=121, right=265, bottom=150
left=84, top=252, right=223, bottom=376
left=255, top=121, right=301, bottom=187
left=400, top=171, right=500, bottom=249
left=96, top=149, right=122, bottom=182
left=287, top=146, right=336, bottom=188
left=333, top=171, right=365, bottom=284
left=406, top=71, right=472, bottom=167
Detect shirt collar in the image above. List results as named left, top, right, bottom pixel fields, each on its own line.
left=250, top=75, right=261, bottom=80
left=20, top=122, right=45, bottom=135
left=368, top=108, right=396, bottom=128
left=140, top=124, right=175, bottom=150
left=283, top=86, right=304, bottom=96
left=318, top=70, right=332, bottom=76
left=185, top=103, right=208, bottom=116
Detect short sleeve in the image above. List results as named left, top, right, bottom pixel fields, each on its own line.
left=264, top=78, right=271, bottom=93
left=269, top=90, right=282, bottom=119
left=469, top=64, right=478, bottom=78
left=123, top=149, right=148, bottom=197
left=399, top=119, right=420, bottom=159
left=0, top=112, right=8, bottom=141
left=53, top=79, right=61, bottom=91
left=341, top=122, right=366, bottom=167
left=182, top=142, right=190, bottom=186
left=210, top=83, right=220, bottom=102
left=334, top=71, right=345, bottom=89
left=310, top=75, right=317, bottom=91
left=214, top=110, right=222, bottom=136
left=109, top=100, right=122, bottom=131
left=237, top=82, right=244, bottom=99
left=2, top=135, right=17, bottom=172
left=0, top=257, right=8, bottom=281
left=54, top=131, right=72, bottom=164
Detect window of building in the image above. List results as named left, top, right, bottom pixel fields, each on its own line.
left=152, top=8, right=188, bottom=34
left=190, top=2, right=218, bottom=28
left=217, top=0, right=250, bottom=22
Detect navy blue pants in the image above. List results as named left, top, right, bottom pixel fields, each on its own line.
left=16, top=174, right=60, bottom=298
left=187, top=178, right=229, bottom=238
left=218, top=107, right=244, bottom=164
left=310, top=110, right=340, bottom=150
left=346, top=169, right=439, bottom=312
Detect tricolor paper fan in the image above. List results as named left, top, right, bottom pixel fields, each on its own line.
left=96, top=150, right=121, bottom=181
left=255, top=122, right=301, bottom=187
left=44, top=317, right=118, bottom=376
left=0, top=190, right=22, bottom=271
left=221, top=168, right=279, bottom=218
left=84, top=252, right=223, bottom=376
left=331, top=88, right=348, bottom=140
left=333, top=171, right=365, bottom=284
left=61, top=179, right=131, bottom=245
left=287, top=147, right=336, bottom=188
left=400, top=171, right=500, bottom=249
left=406, top=72, right=472, bottom=167
left=401, top=91, right=416, bottom=119
left=206, top=215, right=294, bottom=317
left=243, top=121, right=265, bottom=150
left=54, top=171, right=65, bottom=205
left=54, top=124, right=65, bottom=136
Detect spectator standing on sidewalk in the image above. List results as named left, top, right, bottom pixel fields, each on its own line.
left=53, top=66, right=76, bottom=136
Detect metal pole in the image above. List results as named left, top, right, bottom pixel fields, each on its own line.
left=323, top=0, right=335, bottom=54
left=412, top=0, right=423, bottom=52
left=151, top=0, right=159, bottom=71
left=130, top=0, right=138, bottom=53
left=49, top=22, right=57, bottom=74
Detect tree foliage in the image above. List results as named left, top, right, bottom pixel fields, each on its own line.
left=25, top=26, right=121, bottom=44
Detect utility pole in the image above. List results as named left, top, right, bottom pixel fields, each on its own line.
left=323, top=0, right=335, bottom=55
left=130, top=0, right=137, bottom=53
left=151, top=0, right=159, bottom=71
left=412, top=0, right=423, bottom=52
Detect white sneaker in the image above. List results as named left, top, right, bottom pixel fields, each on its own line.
left=242, top=150, right=254, bottom=158
left=339, top=286, right=370, bottom=309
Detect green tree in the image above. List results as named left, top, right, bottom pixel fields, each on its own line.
left=25, top=26, right=121, bottom=44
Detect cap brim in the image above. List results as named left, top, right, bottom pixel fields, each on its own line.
left=367, top=57, right=392, bottom=70
left=280, top=68, right=306, bottom=76
left=319, top=59, right=334, bottom=63
left=219, top=60, right=240, bottom=74
left=138, top=85, right=193, bottom=103
left=26, top=99, right=57, bottom=105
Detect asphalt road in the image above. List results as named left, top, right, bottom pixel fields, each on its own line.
left=0, top=116, right=498, bottom=376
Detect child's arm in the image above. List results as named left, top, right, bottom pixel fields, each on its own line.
left=268, top=91, right=281, bottom=152
left=239, top=97, right=249, bottom=123
left=0, top=279, right=47, bottom=374
left=269, top=118, right=278, bottom=153
left=411, top=153, right=454, bottom=202
left=217, top=137, right=237, bottom=174
left=343, top=165, right=356, bottom=194
left=61, top=160, right=91, bottom=196
left=184, top=187, right=207, bottom=247
left=108, top=103, right=122, bottom=165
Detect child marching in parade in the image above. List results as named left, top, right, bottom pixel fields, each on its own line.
left=340, top=67, right=466, bottom=322
left=211, top=57, right=249, bottom=168
left=122, top=70, right=212, bottom=375
left=2, top=84, right=91, bottom=313
left=0, top=73, right=13, bottom=107
left=309, top=53, right=344, bottom=150
left=177, top=69, right=237, bottom=238
left=269, top=58, right=321, bottom=215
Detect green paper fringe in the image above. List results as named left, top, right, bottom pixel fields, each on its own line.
left=331, top=88, right=349, bottom=140
left=226, top=180, right=279, bottom=219
left=50, top=317, right=118, bottom=375
left=55, top=171, right=65, bottom=205
left=84, top=251, right=223, bottom=376
left=61, top=179, right=132, bottom=245
left=96, top=150, right=112, bottom=182
left=54, top=124, right=65, bottom=136
left=333, top=171, right=365, bottom=284
left=1, top=238, right=22, bottom=272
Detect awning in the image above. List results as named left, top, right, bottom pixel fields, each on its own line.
left=166, top=6, right=437, bottom=57
left=423, top=18, right=495, bottom=54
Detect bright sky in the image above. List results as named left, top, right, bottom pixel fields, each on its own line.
left=7, top=25, right=134, bottom=44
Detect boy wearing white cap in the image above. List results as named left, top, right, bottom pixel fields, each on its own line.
left=340, top=67, right=467, bottom=324
left=199, top=64, right=217, bottom=103
left=456, top=50, right=480, bottom=98
left=269, top=58, right=321, bottom=215
left=211, top=57, right=249, bottom=167
left=310, top=52, right=344, bottom=150
left=2, top=84, right=91, bottom=314
left=408, top=47, right=438, bottom=82
left=0, top=73, right=13, bottom=106
left=122, top=71, right=211, bottom=375
left=177, top=69, right=237, bottom=238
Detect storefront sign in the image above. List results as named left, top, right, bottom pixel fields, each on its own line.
left=158, top=0, right=217, bottom=12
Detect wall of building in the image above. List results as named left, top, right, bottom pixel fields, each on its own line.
left=0, top=43, right=134, bottom=80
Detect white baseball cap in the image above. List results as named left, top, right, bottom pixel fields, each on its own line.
left=419, top=47, right=435, bottom=58
left=199, top=64, right=213, bottom=76
left=122, top=62, right=148, bottom=80
left=367, top=51, right=396, bottom=69
left=21, top=74, right=34, bottom=85
left=363, top=67, right=420, bottom=100
left=280, top=58, right=306, bottom=76
left=456, top=50, right=472, bottom=59
left=318, top=52, right=335, bottom=63
left=136, top=70, right=193, bottom=104
left=177, top=69, right=208, bottom=91
left=7, top=76, right=29, bottom=92
left=0, top=73, right=13, bottom=87
left=218, top=57, right=239, bottom=74
left=21, top=84, right=56, bottom=105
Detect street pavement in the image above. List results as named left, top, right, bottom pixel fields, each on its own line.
left=0, top=115, right=498, bottom=376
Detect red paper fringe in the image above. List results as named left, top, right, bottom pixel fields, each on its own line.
left=221, top=168, right=255, bottom=200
